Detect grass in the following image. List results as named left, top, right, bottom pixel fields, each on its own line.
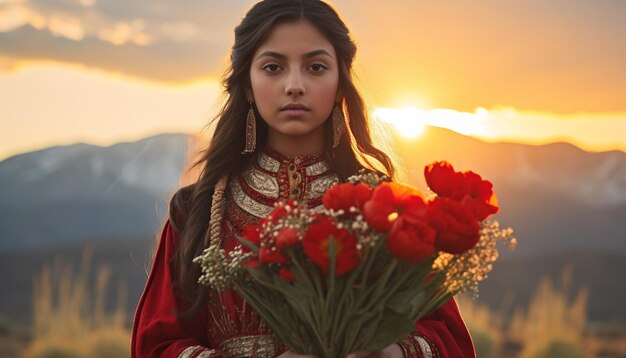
left=458, top=266, right=592, bottom=357
left=18, top=248, right=626, bottom=357
left=24, top=247, right=130, bottom=358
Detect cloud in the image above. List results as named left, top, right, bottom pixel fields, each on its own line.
left=0, top=0, right=247, bottom=81
left=97, top=19, right=151, bottom=46
left=0, top=24, right=227, bottom=83
left=0, top=0, right=625, bottom=112
left=0, top=2, right=46, bottom=32
left=47, top=11, right=84, bottom=40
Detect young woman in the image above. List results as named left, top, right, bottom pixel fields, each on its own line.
left=131, top=1, right=475, bottom=357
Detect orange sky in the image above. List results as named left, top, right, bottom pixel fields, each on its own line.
left=0, top=0, right=625, bottom=159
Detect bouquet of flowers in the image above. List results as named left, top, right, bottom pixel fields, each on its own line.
left=194, top=161, right=516, bottom=357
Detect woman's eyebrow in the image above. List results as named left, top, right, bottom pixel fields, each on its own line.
left=255, top=49, right=334, bottom=61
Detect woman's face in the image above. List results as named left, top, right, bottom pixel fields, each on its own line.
left=250, top=19, right=339, bottom=151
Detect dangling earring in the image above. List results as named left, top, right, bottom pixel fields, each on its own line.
left=332, top=102, right=346, bottom=149
left=242, top=103, right=256, bottom=154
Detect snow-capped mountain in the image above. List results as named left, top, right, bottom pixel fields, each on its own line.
left=0, top=128, right=624, bottom=256
left=0, top=133, right=188, bottom=251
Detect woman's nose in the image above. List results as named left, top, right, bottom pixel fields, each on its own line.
left=285, top=71, right=305, bottom=97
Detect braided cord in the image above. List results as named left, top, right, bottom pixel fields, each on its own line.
left=205, top=175, right=228, bottom=247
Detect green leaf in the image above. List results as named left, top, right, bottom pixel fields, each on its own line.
left=387, top=289, right=427, bottom=315
left=363, top=311, right=416, bottom=351
left=245, top=266, right=274, bottom=286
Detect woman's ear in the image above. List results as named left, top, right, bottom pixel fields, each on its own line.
left=245, top=87, right=254, bottom=103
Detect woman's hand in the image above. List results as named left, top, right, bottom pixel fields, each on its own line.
left=346, top=343, right=404, bottom=358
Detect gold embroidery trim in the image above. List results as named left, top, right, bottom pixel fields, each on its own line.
left=258, top=152, right=280, bottom=172
left=178, top=346, right=202, bottom=358
left=231, top=177, right=273, bottom=218
left=305, top=160, right=330, bottom=176
left=305, top=174, right=339, bottom=200
left=415, top=336, right=433, bottom=358
left=197, top=350, right=219, bottom=358
left=287, top=163, right=303, bottom=200
left=178, top=346, right=219, bottom=358
left=220, top=335, right=279, bottom=358
left=398, top=335, right=419, bottom=357
left=244, top=169, right=279, bottom=198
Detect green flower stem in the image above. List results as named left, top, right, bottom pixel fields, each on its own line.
left=354, top=263, right=418, bottom=349
left=288, top=251, right=327, bottom=352
left=357, top=239, right=384, bottom=289
left=330, top=265, right=361, bottom=347
left=235, top=284, right=304, bottom=349
left=329, top=238, right=386, bottom=356
left=356, top=259, right=398, bottom=315
left=320, top=237, right=338, bottom=356
left=414, top=289, right=454, bottom=321
left=341, top=259, right=401, bottom=351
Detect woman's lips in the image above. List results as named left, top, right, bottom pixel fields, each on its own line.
left=280, top=103, right=310, bottom=117
left=281, top=109, right=309, bottom=116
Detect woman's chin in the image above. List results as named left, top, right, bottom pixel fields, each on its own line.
left=269, top=125, right=324, bottom=139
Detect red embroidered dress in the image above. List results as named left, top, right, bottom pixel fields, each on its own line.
left=131, top=148, right=476, bottom=357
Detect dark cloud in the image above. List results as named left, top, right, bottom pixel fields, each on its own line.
left=0, top=24, right=227, bottom=83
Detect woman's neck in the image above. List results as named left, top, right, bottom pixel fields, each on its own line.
left=265, top=128, right=325, bottom=157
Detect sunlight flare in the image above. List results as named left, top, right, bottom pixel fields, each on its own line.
left=373, top=107, right=426, bottom=139
left=373, top=106, right=488, bottom=139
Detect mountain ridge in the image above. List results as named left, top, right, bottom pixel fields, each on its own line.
left=1, top=128, right=624, bottom=255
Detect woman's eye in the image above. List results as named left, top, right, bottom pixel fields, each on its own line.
left=262, top=64, right=281, bottom=73
left=308, top=63, right=327, bottom=73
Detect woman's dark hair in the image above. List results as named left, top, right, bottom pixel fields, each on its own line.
left=169, top=0, right=396, bottom=317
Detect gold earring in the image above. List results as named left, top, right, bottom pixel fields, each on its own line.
left=242, top=103, right=256, bottom=154
left=332, top=102, right=345, bottom=149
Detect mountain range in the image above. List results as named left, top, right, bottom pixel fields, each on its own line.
left=0, top=127, right=624, bottom=326
left=0, top=133, right=187, bottom=251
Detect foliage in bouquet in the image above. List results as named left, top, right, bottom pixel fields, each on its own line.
left=194, top=162, right=516, bottom=357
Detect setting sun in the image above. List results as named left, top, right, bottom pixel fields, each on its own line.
left=372, top=107, right=426, bottom=139
left=373, top=106, right=488, bottom=139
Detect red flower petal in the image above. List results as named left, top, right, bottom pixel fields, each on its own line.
left=259, top=247, right=288, bottom=265
left=323, top=182, right=372, bottom=213
left=399, top=195, right=429, bottom=226
left=424, top=161, right=464, bottom=199
left=363, top=182, right=426, bottom=232
left=461, top=192, right=499, bottom=221
left=275, top=227, right=300, bottom=249
left=427, top=197, right=480, bottom=254
left=459, top=171, right=499, bottom=220
left=302, top=216, right=360, bottom=276
left=363, top=183, right=399, bottom=232
left=267, top=199, right=297, bottom=223
left=387, top=217, right=436, bottom=261
left=243, top=259, right=260, bottom=270
left=240, top=225, right=261, bottom=246
left=279, top=267, right=295, bottom=283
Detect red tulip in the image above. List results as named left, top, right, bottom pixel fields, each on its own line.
left=387, top=217, right=436, bottom=261
left=303, top=215, right=360, bottom=276
left=323, top=182, right=372, bottom=213
left=427, top=197, right=480, bottom=254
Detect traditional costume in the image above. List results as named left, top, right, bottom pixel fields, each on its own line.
left=131, top=148, right=476, bottom=357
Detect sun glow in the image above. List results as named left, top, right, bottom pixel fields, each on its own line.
left=372, top=107, right=426, bottom=139
left=373, top=107, right=489, bottom=139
